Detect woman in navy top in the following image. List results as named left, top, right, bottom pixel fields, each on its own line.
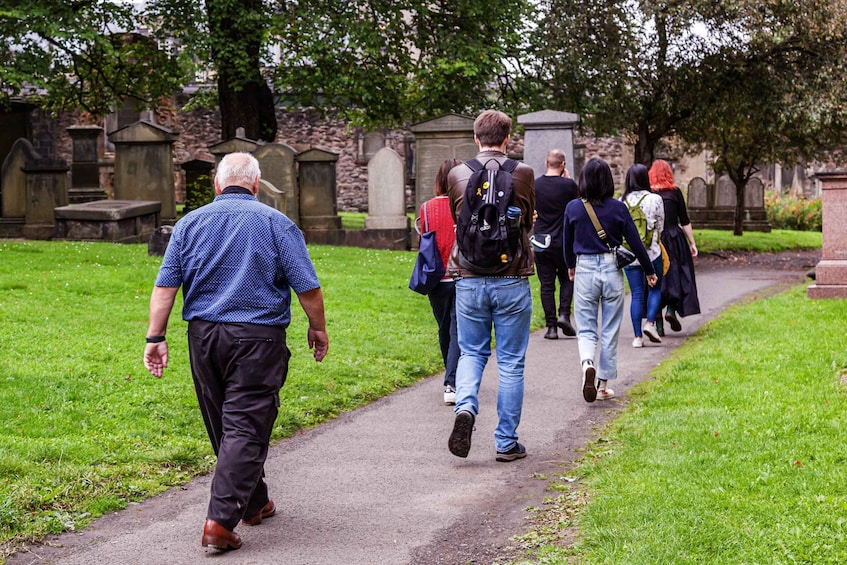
left=563, top=157, right=656, bottom=403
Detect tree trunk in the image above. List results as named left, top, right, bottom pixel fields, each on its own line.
left=208, top=0, right=278, bottom=142
left=733, top=180, right=745, bottom=236
left=634, top=122, right=654, bottom=166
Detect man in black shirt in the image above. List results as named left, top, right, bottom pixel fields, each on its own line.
left=533, top=149, right=579, bottom=339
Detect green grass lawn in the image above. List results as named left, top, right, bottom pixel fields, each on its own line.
left=0, top=228, right=823, bottom=559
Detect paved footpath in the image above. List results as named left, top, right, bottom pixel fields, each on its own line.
left=7, top=261, right=809, bottom=565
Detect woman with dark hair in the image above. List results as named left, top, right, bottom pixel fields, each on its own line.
left=648, top=159, right=700, bottom=334
left=563, top=157, right=656, bottom=402
left=417, top=158, right=462, bottom=405
left=621, top=164, right=665, bottom=347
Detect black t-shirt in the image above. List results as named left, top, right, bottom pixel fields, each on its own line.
left=533, top=175, right=579, bottom=249
left=658, top=187, right=690, bottom=229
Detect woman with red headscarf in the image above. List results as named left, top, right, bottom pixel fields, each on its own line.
left=648, top=159, right=700, bottom=333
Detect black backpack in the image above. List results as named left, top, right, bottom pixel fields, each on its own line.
left=455, top=157, right=522, bottom=274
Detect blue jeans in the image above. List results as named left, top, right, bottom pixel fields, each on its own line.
left=623, top=256, right=664, bottom=337
left=573, top=254, right=625, bottom=382
left=454, top=277, right=532, bottom=452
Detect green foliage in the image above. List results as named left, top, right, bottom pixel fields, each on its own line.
left=519, top=285, right=847, bottom=563
left=765, top=191, right=823, bottom=232
left=0, top=1, right=186, bottom=115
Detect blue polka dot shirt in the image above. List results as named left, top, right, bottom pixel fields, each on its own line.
left=155, top=189, right=321, bottom=327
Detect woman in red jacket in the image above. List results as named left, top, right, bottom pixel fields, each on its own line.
left=418, top=158, right=462, bottom=405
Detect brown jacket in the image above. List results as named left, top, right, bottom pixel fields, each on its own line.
left=446, top=150, right=536, bottom=278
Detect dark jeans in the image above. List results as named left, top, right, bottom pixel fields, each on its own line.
left=534, top=247, right=574, bottom=327
left=427, top=281, right=459, bottom=387
left=187, top=320, right=290, bottom=531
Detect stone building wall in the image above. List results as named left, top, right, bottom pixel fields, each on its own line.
left=48, top=106, right=633, bottom=212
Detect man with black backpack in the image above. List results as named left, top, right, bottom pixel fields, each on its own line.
left=445, top=109, right=536, bottom=462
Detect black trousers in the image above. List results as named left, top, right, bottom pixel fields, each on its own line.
left=427, top=281, right=459, bottom=387
left=187, top=320, right=290, bottom=531
left=534, top=246, right=574, bottom=327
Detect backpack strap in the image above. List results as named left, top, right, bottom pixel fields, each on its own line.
left=465, top=158, right=484, bottom=172
left=582, top=199, right=612, bottom=250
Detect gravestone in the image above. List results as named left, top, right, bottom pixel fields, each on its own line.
left=67, top=125, right=107, bottom=203
left=148, top=225, right=173, bottom=256
left=54, top=200, right=161, bottom=243
left=808, top=171, right=847, bottom=298
left=257, top=179, right=286, bottom=213
left=357, top=131, right=385, bottom=164
left=365, top=147, right=409, bottom=230
left=687, top=177, right=709, bottom=209
left=22, top=157, right=69, bottom=240
left=208, top=127, right=262, bottom=164
left=109, top=121, right=178, bottom=221
left=2, top=138, right=40, bottom=219
left=409, top=114, right=477, bottom=212
left=716, top=175, right=736, bottom=208
left=254, top=142, right=298, bottom=224
left=517, top=110, right=580, bottom=179
left=688, top=175, right=771, bottom=231
left=180, top=158, right=215, bottom=212
left=298, top=147, right=341, bottom=230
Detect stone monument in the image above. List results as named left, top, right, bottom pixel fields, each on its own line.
left=21, top=156, right=69, bottom=240
left=409, top=114, right=477, bottom=212
left=254, top=142, right=299, bottom=224
left=298, top=147, right=341, bottom=230
left=517, top=110, right=580, bottom=179
left=365, top=147, right=409, bottom=230
left=109, top=121, right=178, bottom=221
left=67, top=125, right=107, bottom=203
left=808, top=171, right=847, bottom=298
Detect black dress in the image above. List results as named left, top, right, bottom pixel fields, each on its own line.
left=658, top=188, right=701, bottom=317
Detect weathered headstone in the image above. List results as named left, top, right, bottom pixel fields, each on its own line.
left=808, top=171, right=847, bottom=298
left=22, top=156, right=69, bottom=240
left=745, top=177, right=764, bottom=208
left=253, top=143, right=298, bottom=224
left=517, top=109, right=580, bottom=179
left=687, top=177, right=709, bottom=209
left=257, top=179, right=286, bottom=213
left=109, top=121, right=178, bottom=221
left=716, top=175, right=736, bottom=208
left=298, top=147, right=341, bottom=230
left=67, top=125, right=107, bottom=203
left=208, top=127, right=262, bottom=164
left=409, top=114, right=477, bottom=213
left=1, top=138, right=40, bottom=218
left=365, top=147, right=409, bottom=230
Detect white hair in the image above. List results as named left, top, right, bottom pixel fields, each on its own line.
left=215, top=152, right=261, bottom=187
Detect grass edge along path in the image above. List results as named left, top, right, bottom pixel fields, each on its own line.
left=511, top=283, right=847, bottom=564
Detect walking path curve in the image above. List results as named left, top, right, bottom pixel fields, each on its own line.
left=7, top=256, right=814, bottom=565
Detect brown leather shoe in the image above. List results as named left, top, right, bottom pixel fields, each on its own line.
left=201, top=519, right=242, bottom=550
left=242, top=499, right=276, bottom=526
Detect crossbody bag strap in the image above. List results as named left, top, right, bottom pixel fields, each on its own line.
left=423, top=200, right=430, bottom=232
left=581, top=199, right=611, bottom=249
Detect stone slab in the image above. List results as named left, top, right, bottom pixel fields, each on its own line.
left=54, top=200, right=161, bottom=221
left=813, top=260, right=847, bottom=285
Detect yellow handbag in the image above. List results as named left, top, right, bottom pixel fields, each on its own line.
left=660, top=242, right=670, bottom=275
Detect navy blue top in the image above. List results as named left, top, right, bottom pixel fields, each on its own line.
left=155, top=187, right=321, bottom=327
left=563, top=198, right=655, bottom=275
left=533, top=175, right=579, bottom=250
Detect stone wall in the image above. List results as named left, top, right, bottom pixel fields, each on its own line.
left=47, top=107, right=632, bottom=212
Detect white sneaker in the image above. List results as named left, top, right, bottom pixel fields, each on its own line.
left=597, top=380, right=615, bottom=400
left=632, top=337, right=643, bottom=348
left=444, top=386, right=456, bottom=405
left=643, top=322, right=662, bottom=343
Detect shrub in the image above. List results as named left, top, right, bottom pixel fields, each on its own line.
left=765, top=191, right=822, bottom=231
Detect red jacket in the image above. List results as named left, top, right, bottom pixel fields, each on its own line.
left=418, top=196, right=455, bottom=281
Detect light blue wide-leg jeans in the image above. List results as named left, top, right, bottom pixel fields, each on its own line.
left=454, top=277, right=532, bottom=452
left=573, top=253, right=625, bottom=382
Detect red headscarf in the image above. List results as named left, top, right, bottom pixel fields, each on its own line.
left=649, top=159, right=676, bottom=191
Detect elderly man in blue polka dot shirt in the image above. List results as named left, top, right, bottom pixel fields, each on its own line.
left=143, top=151, right=329, bottom=552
